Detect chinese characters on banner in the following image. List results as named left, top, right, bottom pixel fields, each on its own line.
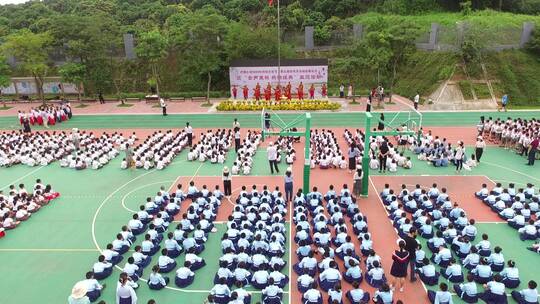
left=229, top=65, right=328, bottom=98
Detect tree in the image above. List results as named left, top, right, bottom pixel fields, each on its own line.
left=48, top=14, right=121, bottom=96
left=135, top=30, right=169, bottom=97
left=168, top=7, right=229, bottom=101
left=59, top=63, right=85, bottom=101
left=225, top=22, right=294, bottom=61
left=0, top=56, right=11, bottom=108
left=1, top=30, right=52, bottom=103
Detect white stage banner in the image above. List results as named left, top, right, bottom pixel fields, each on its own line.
left=229, top=65, right=328, bottom=98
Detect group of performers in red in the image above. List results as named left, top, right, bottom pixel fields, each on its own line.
left=18, top=104, right=73, bottom=128
left=232, top=82, right=328, bottom=101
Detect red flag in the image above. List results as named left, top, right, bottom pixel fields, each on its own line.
left=268, top=0, right=273, bottom=6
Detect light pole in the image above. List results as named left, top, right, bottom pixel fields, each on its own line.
left=277, top=0, right=281, bottom=88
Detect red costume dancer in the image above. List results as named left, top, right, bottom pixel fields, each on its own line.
left=242, top=85, right=249, bottom=100
left=36, top=112, right=43, bottom=125
left=274, top=85, right=282, bottom=101
left=297, top=82, right=304, bottom=100
left=265, top=84, right=272, bottom=101
left=48, top=112, right=56, bottom=126
left=285, top=82, right=292, bottom=100
left=309, top=84, right=315, bottom=99
left=254, top=83, right=261, bottom=101
left=322, top=83, right=327, bottom=98
left=18, top=111, right=24, bottom=125
left=231, top=85, right=238, bottom=99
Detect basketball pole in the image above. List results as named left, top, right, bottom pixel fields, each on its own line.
left=303, top=113, right=311, bottom=194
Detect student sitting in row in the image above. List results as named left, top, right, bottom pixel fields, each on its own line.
left=441, top=258, right=464, bottom=283
left=175, top=261, right=195, bottom=287
left=82, top=271, right=105, bottom=302
left=500, top=260, right=521, bottom=288
left=454, top=274, right=478, bottom=304
left=511, top=280, right=539, bottom=304
left=478, top=274, right=507, bottom=304
left=472, top=258, right=493, bottom=284
left=303, top=282, right=322, bottom=304
left=372, top=283, right=393, bottom=304
left=346, top=281, right=370, bottom=304
left=427, top=282, right=452, bottom=304
left=148, top=265, right=170, bottom=290
left=92, top=255, right=113, bottom=280
left=417, top=258, right=439, bottom=286
left=519, top=219, right=539, bottom=240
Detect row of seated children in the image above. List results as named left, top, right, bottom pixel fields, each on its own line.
left=293, top=184, right=392, bottom=304
left=124, top=130, right=188, bottom=170
left=428, top=279, right=539, bottom=304
left=0, top=131, right=79, bottom=167
left=231, top=131, right=262, bottom=175
left=343, top=129, right=365, bottom=151
left=476, top=182, right=539, bottom=241
left=208, top=185, right=289, bottom=304
left=309, top=129, right=346, bottom=170
left=188, top=129, right=233, bottom=163
left=0, top=180, right=59, bottom=238
left=79, top=183, right=222, bottom=302
left=381, top=183, right=526, bottom=303
left=275, top=135, right=297, bottom=166
left=60, top=133, right=121, bottom=170
left=366, top=138, right=413, bottom=172
left=412, top=132, right=469, bottom=168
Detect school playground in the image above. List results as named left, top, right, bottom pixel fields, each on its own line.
left=0, top=110, right=539, bottom=304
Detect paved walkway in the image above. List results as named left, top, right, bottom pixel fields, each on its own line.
left=0, top=96, right=424, bottom=117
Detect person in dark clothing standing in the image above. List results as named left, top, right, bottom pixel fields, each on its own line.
left=22, top=117, right=31, bottom=133
left=378, top=141, right=389, bottom=173
left=234, top=127, right=241, bottom=153
left=377, top=113, right=385, bottom=131
left=390, top=240, right=410, bottom=292
left=403, top=228, right=419, bottom=282
left=528, top=135, right=539, bottom=166
left=98, top=92, right=105, bottom=104
left=222, top=166, right=232, bottom=197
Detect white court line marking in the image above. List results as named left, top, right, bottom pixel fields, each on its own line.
left=482, top=160, right=540, bottom=183
left=0, top=165, right=44, bottom=190
left=92, top=168, right=291, bottom=294
left=370, top=176, right=516, bottom=297
left=368, top=177, right=429, bottom=293
left=121, top=180, right=176, bottom=213
left=0, top=248, right=99, bottom=252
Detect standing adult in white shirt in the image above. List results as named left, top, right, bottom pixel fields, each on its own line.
left=455, top=141, right=465, bottom=174
left=160, top=98, right=167, bottom=116
left=413, top=93, right=420, bottom=110
left=475, top=136, right=486, bottom=163
left=185, top=122, right=193, bottom=147
left=267, top=142, right=279, bottom=174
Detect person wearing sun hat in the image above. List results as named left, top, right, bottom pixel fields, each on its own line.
left=475, top=136, right=486, bottom=163
left=222, top=166, right=232, bottom=197
left=284, top=167, right=293, bottom=202
left=68, top=281, right=90, bottom=304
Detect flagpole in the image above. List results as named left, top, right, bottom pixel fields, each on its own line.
left=277, top=0, right=281, bottom=88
